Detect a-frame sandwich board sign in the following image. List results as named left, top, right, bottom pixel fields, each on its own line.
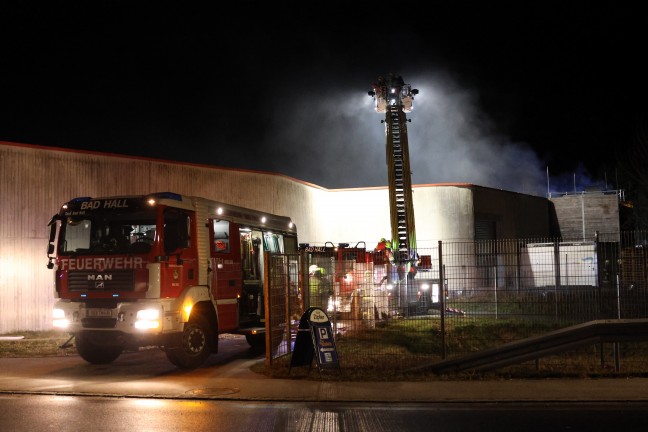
left=289, top=307, right=340, bottom=374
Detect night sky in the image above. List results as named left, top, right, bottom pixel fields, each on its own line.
left=1, top=2, right=646, bottom=196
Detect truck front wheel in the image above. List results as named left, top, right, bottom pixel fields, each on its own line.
left=165, top=314, right=213, bottom=369
left=75, top=333, right=123, bottom=364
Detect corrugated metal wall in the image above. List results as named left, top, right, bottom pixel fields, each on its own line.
left=0, top=142, right=551, bottom=332
left=550, top=192, right=621, bottom=241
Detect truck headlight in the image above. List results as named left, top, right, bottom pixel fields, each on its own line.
left=135, top=309, right=160, bottom=330
left=52, top=308, right=69, bottom=329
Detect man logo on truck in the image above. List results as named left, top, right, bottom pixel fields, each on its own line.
left=87, top=274, right=113, bottom=281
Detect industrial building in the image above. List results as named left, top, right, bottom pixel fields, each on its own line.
left=0, top=141, right=623, bottom=332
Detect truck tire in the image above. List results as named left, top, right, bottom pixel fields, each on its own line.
left=75, top=333, right=123, bottom=364
left=165, top=314, right=212, bottom=369
left=246, top=329, right=284, bottom=352
left=245, top=333, right=266, bottom=350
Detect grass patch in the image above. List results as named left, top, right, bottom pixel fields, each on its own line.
left=0, top=331, right=74, bottom=358
left=255, top=318, right=648, bottom=381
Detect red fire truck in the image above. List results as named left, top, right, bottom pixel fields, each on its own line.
left=47, top=192, right=298, bottom=368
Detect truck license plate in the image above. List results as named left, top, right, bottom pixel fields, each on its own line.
left=87, top=308, right=112, bottom=317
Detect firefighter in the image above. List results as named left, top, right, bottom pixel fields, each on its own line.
left=375, top=237, right=388, bottom=252
left=309, top=265, right=332, bottom=310
left=407, top=252, right=420, bottom=280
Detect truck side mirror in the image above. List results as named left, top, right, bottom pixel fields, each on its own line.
left=46, top=216, right=59, bottom=269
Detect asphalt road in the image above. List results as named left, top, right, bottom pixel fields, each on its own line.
left=3, top=394, right=648, bottom=432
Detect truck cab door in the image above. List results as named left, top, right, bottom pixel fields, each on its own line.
left=161, top=208, right=198, bottom=297
left=209, top=220, right=241, bottom=332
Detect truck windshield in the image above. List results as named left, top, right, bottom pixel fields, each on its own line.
left=60, top=210, right=157, bottom=255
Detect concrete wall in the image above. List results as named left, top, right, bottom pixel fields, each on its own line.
left=409, top=184, right=476, bottom=246
left=0, top=141, right=552, bottom=332
left=315, top=187, right=391, bottom=247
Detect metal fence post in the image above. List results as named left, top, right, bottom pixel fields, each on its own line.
left=615, top=274, right=621, bottom=371
left=285, top=256, right=292, bottom=355
left=553, top=240, right=560, bottom=319
left=494, top=264, right=498, bottom=319
left=439, top=240, right=446, bottom=360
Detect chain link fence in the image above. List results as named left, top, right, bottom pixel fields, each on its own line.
left=265, top=231, right=648, bottom=376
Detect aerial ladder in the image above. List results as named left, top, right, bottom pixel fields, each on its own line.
left=368, top=74, right=419, bottom=268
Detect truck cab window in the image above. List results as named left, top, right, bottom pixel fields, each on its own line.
left=164, top=209, right=191, bottom=254
left=62, top=218, right=93, bottom=253
left=212, top=220, right=230, bottom=253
